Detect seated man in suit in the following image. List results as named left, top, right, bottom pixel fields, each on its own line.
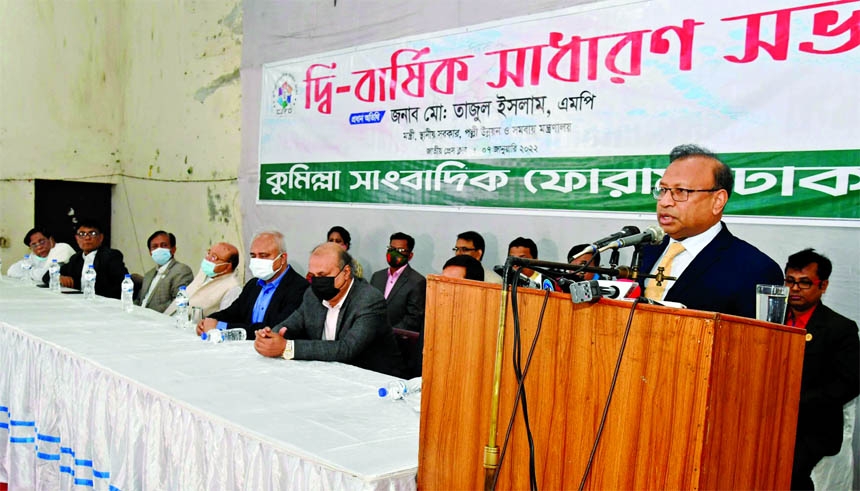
left=9, top=226, right=75, bottom=282
left=507, top=236, right=541, bottom=287
left=370, top=232, right=426, bottom=377
left=638, top=144, right=783, bottom=318
left=783, top=249, right=859, bottom=490
left=50, top=219, right=129, bottom=298
left=196, top=231, right=308, bottom=340
left=135, top=230, right=194, bottom=313
left=163, top=241, right=241, bottom=317
left=254, top=242, right=403, bottom=377
left=453, top=230, right=501, bottom=284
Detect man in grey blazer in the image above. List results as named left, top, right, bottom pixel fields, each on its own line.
left=370, top=232, right=426, bottom=376
left=254, top=242, right=403, bottom=377
left=135, top=230, right=194, bottom=313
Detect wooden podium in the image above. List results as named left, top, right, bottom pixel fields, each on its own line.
left=418, top=276, right=806, bottom=490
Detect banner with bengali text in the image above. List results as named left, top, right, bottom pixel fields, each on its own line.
left=258, top=0, right=860, bottom=221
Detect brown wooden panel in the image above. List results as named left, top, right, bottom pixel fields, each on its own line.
left=701, top=315, right=805, bottom=490
left=419, top=276, right=502, bottom=488
left=491, top=297, right=716, bottom=490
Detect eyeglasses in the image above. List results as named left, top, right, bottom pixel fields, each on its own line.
left=387, top=246, right=410, bottom=254
left=29, top=239, right=49, bottom=248
left=652, top=186, right=720, bottom=202
left=452, top=247, right=477, bottom=253
left=784, top=278, right=818, bottom=290
left=76, top=231, right=100, bottom=238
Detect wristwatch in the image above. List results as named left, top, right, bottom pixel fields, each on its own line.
left=281, top=340, right=295, bottom=360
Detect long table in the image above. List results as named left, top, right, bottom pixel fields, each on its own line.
left=0, top=279, right=419, bottom=490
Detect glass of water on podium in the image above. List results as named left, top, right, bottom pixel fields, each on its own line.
left=755, top=284, right=789, bottom=324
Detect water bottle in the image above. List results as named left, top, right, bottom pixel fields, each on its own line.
left=120, top=274, right=134, bottom=312
left=378, top=377, right=422, bottom=400
left=49, top=259, right=61, bottom=293
left=82, top=264, right=97, bottom=300
left=21, top=254, right=33, bottom=283
left=174, top=286, right=190, bottom=329
left=201, top=328, right=247, bottom=343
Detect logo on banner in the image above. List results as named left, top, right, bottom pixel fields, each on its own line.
left=272, top=73, right=299, bottom=116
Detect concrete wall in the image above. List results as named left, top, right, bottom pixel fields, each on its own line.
left=0, top=0, right=244, bottom=279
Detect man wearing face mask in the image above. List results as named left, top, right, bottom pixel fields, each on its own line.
left=163, top=242, right=241, bottom=317
left=135, top=231, right=194, bottom=313
left=197, top=231, right=308, bottom=340
left=370, top=232, right=426, bottom=377
left=254, top=242, right=403, bottom=377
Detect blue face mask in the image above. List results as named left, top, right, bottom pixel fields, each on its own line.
left=200, top=258, right=224, bottom=278
left=151, top=248, right=172, bottom=266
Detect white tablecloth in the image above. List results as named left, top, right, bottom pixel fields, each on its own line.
left=0, top=279, right=419, bottom=490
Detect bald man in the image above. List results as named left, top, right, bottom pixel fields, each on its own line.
left=255, top=242, right=403, bottom=377
left=164, top=241, right=242, bottom=317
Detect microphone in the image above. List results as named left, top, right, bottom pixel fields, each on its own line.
left=541, top=278, right=559, bottom=292
left=597, top=225, right=665, bottom=252
left=571, top=226, right=641, bottom=260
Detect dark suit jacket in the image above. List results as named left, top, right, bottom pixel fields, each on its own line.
left=637, top=223, right=784, bottom=318
left=275, top=278, right=404, bottom=377
left=370, top=265, right=426, bottom=333
left=49, top=246, right=129, bottom=299
left=794, top=303, right=859, bottom=462
left=371, top=265, right=427, bottom=377
left=134, top=259, right=195, bottom=313
left=210, top=266, right=308, bottom=340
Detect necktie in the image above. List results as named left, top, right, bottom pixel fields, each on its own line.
left=645, top=242, right=685, bottom=300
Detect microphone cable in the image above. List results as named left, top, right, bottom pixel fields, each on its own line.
left=577, top=296, right=642, bottom=490
left=492, top=282, right=551, bottom=491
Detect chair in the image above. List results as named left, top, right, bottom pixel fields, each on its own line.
left=392, top=328, right=421, bottom=378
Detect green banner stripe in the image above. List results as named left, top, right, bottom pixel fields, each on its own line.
left=259, top=150, right=860, bottom=219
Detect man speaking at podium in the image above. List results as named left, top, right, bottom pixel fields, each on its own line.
left=638, top=144, right=783, bottom=318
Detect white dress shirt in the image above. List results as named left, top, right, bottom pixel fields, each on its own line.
left=646, top=222, right=723, bottom=299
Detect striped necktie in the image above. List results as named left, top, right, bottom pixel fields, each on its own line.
left=644, top=242, right=685, bottom=300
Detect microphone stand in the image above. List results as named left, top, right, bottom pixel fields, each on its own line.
left=609, top=249, right=620, bottom=269
left=630, top=245, right=645, bottom=274
left=501, top=257, right=674, bottom=285
left=483, top=256, right=513, bottom=488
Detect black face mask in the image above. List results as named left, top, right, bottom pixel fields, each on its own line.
left=311, top=274, right=341, bottom=301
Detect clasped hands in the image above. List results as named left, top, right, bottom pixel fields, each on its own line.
left=254, top=326, right=288, bottom=357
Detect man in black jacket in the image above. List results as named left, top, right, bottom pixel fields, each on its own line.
left=370, top=232, right=426, bottom=376
left=254, top=242, right=403, bottom=377
left=783, top=249, right=859, bottom=490
left=50, top=219, right=129, bottom=299
left=196, top=231, right=308, bottom=340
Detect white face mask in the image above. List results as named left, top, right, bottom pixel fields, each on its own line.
left=151, top=248, right=172, bottom=266
left=249, top=256, right=280, bottom=281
